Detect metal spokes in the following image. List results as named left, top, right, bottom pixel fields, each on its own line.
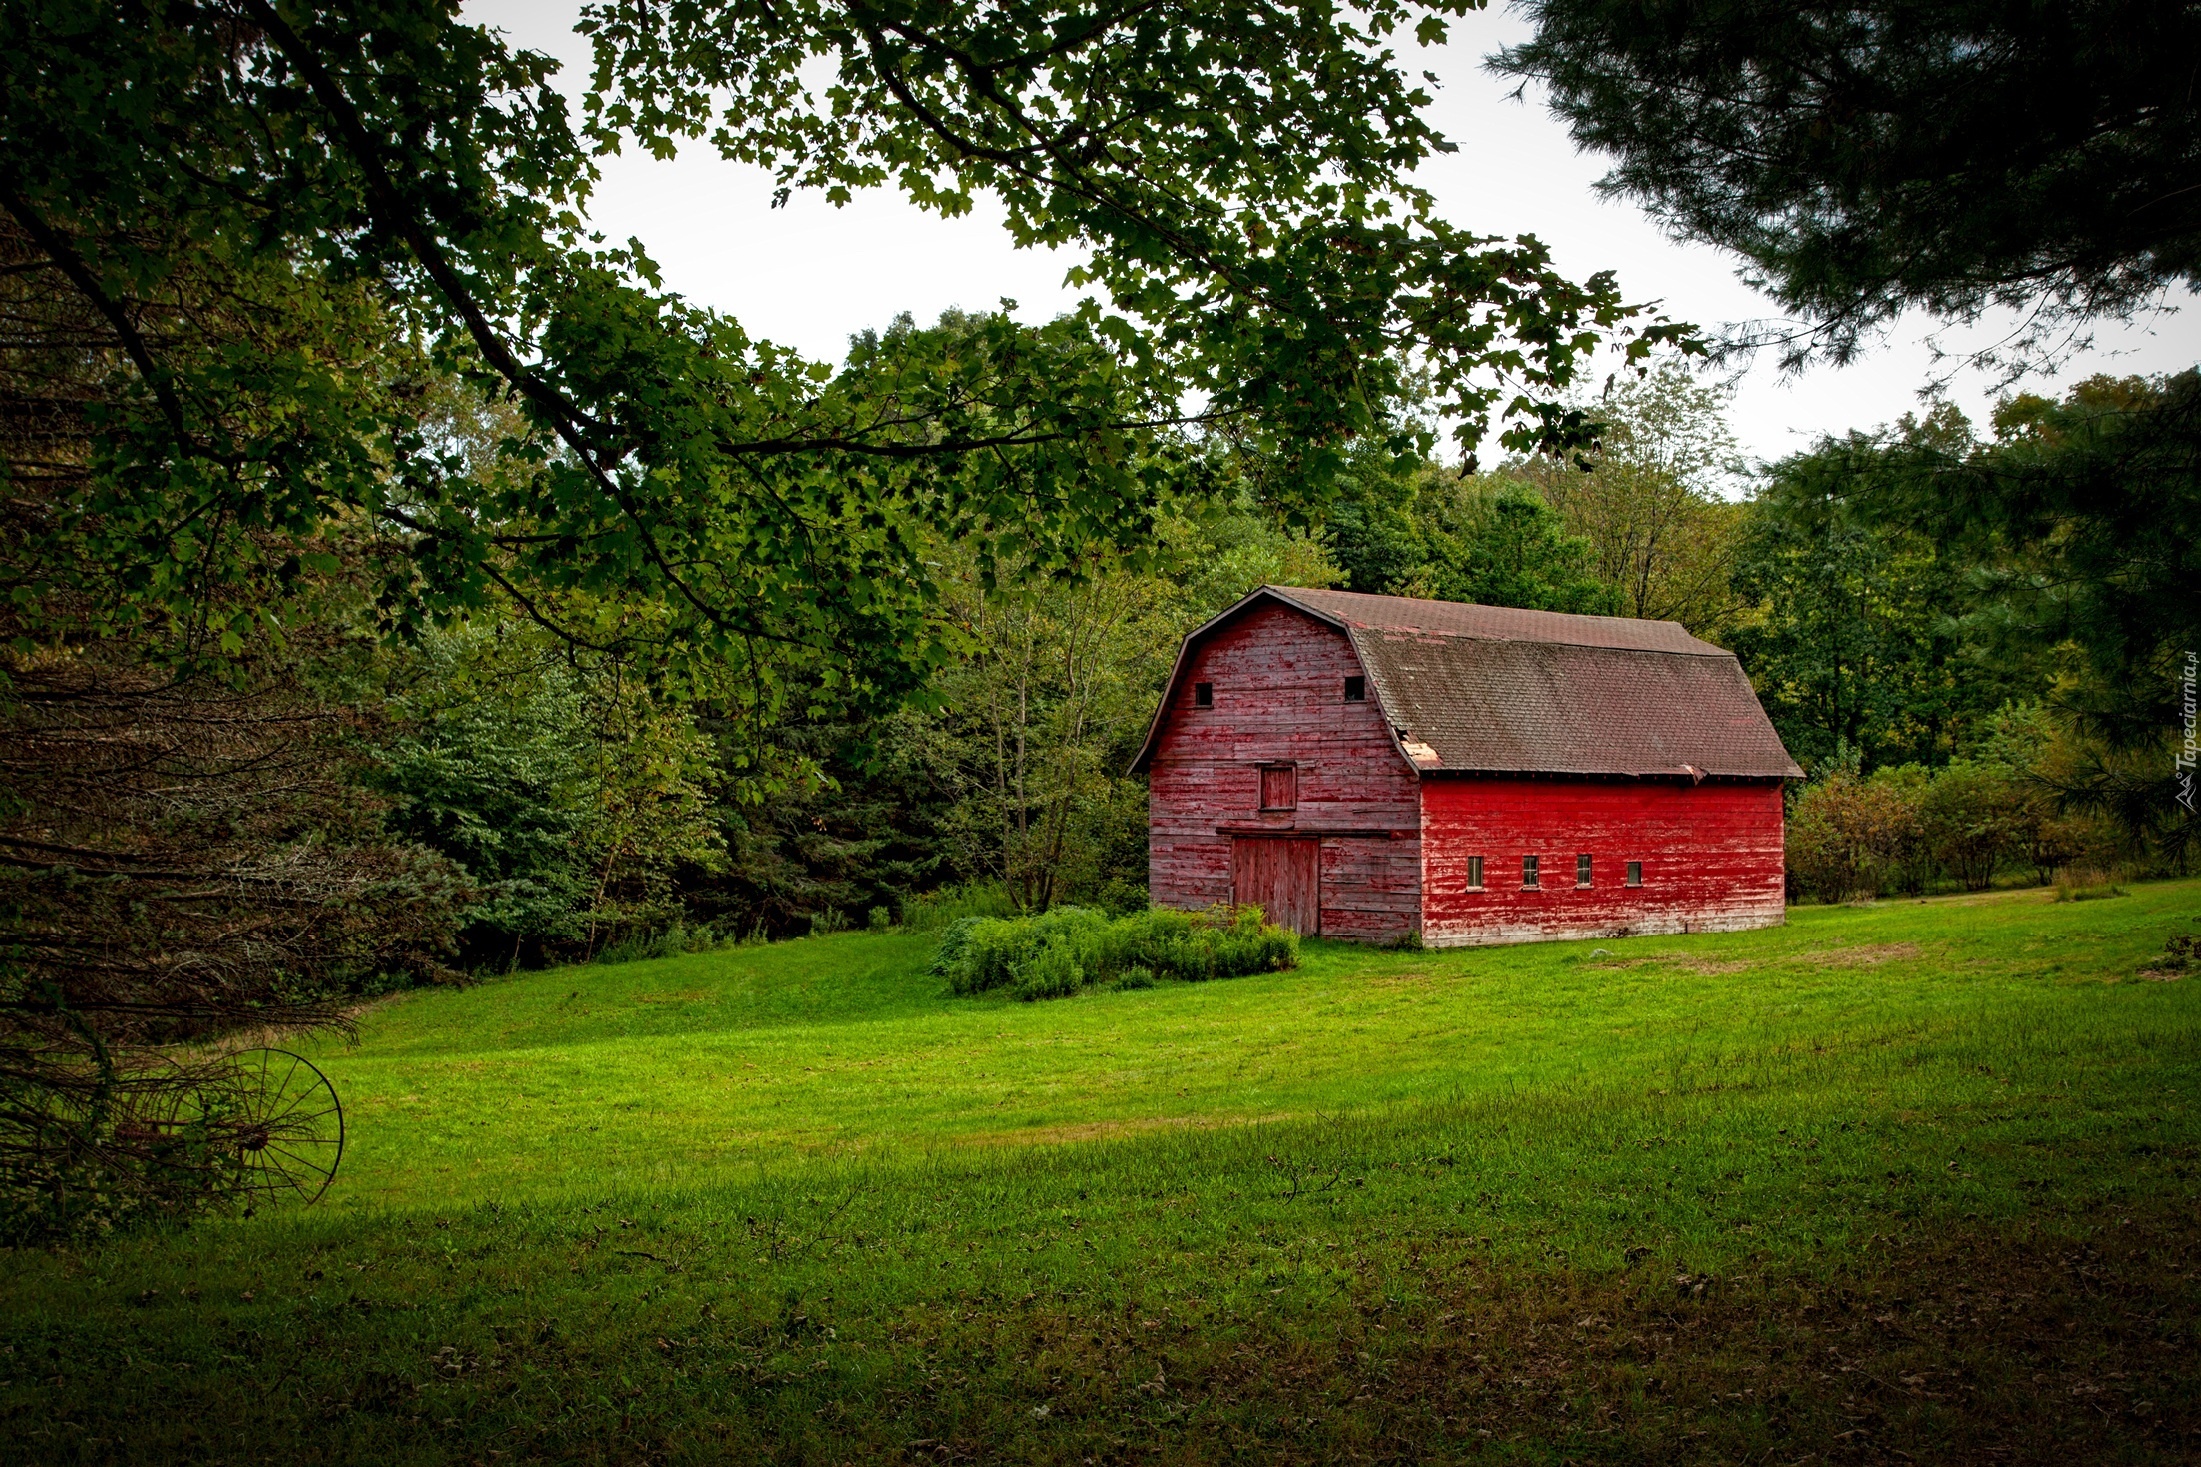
left=214, top=1049, right=345, bottom=1205
left=105, top=1047, right=345, bottom=1208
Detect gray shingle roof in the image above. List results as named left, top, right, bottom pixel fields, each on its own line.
left=1133, top=586, right=1802, bottom=780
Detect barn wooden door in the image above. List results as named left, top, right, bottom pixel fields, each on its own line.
left=1232, top=837, right=1320, bottom=935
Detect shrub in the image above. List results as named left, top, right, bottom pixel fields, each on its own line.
left=591, top=921, right=722, bottom=966
left=935, top=907, right=1110, bottom=996
left=1918, top=760, right=2027, bottom=891
left=867, top=905, right=892, bottom=932
left=1202, top=905, right=1300, bottom=980
left=931, top=903, right=1298, bottom=1001
left=810, top=907, right=851, bottom=937
left=1786, top=768, right=1924, bottom=902
left=1012, top=942, right=1088, bottom=1000
left=901, top=881, right=1020, bottom=933
left=928, top=916, right=987, bottom=981
left=1869, top=765, right=1936, bottom=894
left=1106, top=907, right=1208, bottom=979
left=1094, top=877, right=1150, bottom=918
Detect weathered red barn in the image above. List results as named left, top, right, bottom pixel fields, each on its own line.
left=1130, top=586, right=1803, bottom=946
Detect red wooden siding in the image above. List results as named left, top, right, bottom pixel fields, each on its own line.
left=1231, top=837, right=1319, bottom=934
left=1146, top=601, right=1421, bottom=941
left=1420, top=777, right=1786, bottom=947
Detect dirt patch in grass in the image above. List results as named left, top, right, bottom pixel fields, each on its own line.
left=1810, top=942, right=1922, bottom=967
left=1361, top=968, right=1438, bottom=989
left=1589, top=952, right=1754, bottom=976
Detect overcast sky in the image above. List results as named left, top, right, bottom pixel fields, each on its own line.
left=469, top=2, right=2199, bottom=469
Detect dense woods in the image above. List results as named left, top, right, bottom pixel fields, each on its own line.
left=44, top=352, right=2154, bottom=966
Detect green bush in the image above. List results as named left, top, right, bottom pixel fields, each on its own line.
left=902, top=881, right=1021, bottom=933
left=932, top=904, right=1298, bottom=1001
left=938, top=906, right=1111, bottom=996
left=1094, top=877, right=1150, bottom=917
left=1918, top=760, right=2027, bottom=891
left=591, top=921, right=722, bottom=966
left=1786, top=767, right=1925, bottom=902
left=1105, top=907, right=1209, bottom=979
left=1011, top=942, right=1088, bottom=1000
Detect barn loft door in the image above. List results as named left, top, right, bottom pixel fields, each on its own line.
left=1232, top=837, right=1320, bottom=936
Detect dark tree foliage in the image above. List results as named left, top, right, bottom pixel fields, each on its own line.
left=0, top=201, right=469, bottom=1232
left=1321, top=449, right=1434, bottom=596
left=0, top=643, right=467, bottom=1237
left=1731, top=479, right=1973, bottom=772
left=1860, top=373, right=2201, bottom=752
left=1497, top=0, right=2201, bottom=365
left=1730, top=418, right=2044, bottom=772
left=690, top=702, right=962, bottom=939
left=2, top=0, right=1686, bottom=706
left=1315, top=445, right=1614, bottom=613
left=1417, top=478, right=1615, bottom=614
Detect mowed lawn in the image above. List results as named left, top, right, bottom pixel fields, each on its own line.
left=6, top=882, right=2200, bottom=1464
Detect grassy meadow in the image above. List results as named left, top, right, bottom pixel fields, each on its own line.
left=6, top=881, right=2200, bottom=1463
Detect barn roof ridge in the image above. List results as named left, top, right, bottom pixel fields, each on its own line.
left=1257, top=584, right=1729, bottom=656
left=1130, top=585, right=1802, bottom=781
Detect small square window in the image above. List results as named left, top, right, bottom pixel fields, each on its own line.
left=1259, top=765, right=1297, bottom=811
left=1522, top=855, right=1540, bottom=889
left=1626, top=861, right=1643, bottom=887
left=1343, top=675, right=1366, bottom=702
left=1194, top=681, right=1213, bottom=707
left=1466, top=855, right=1484, bottom=890
left=1577, top=853, right=1593, bottom=887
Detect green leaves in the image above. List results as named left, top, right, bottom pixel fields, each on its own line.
left=582, top=0, right=1692, bottom=461
left=5, top=0, right=1687, bottom=735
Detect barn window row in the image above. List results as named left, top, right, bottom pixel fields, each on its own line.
left=1464, top=856, right=1648, bottom=890
left=1235, top=759, right=1652, bottom=892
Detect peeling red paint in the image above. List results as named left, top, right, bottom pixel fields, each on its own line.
left=1143, top=595, right=1791, bottom=947
left=1145, top=601, right=1420, bottom=941
left=1418, top=776, right=1786, bottom=947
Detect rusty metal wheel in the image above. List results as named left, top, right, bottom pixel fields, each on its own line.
left=207, top=1049, right=345, bottom=1205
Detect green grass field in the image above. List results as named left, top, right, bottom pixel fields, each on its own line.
left=7, top=882, right=2200, bottom=1463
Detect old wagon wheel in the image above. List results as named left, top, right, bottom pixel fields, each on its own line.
left=205, top=1049, right=345, bottom=1206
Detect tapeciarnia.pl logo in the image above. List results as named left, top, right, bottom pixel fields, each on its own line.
left=2179, top=650, right=2198, bottom=813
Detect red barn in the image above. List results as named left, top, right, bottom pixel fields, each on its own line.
left=1130, top=586, right=1803, bottom=946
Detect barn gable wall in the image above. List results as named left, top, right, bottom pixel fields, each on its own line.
left=1146, top=601, right=1421, bottom=940
left=1420, top=777, right=1786, bottom=947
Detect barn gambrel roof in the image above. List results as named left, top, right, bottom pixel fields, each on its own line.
left=1131, top=586, right=1803, bottom=781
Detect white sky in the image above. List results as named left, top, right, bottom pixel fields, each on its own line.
left=469, top=2, right=2200, bottom=469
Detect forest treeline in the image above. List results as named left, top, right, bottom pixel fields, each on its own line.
left=22, top=349, right=2186, bottom=990
left=11, top=316, right=2196, bottom=1001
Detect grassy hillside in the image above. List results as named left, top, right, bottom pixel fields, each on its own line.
left=6, top=882, right=2200, bottom=1463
